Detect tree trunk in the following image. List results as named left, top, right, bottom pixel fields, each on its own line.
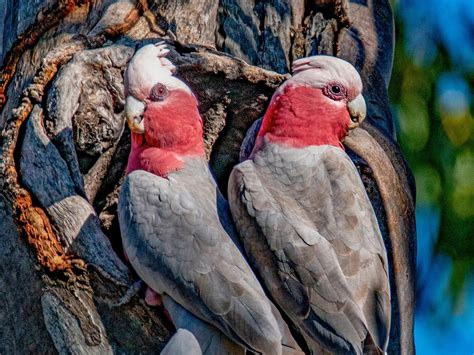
left=0, top=0, right=416, bottom=354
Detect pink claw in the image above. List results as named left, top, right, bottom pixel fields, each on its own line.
left=145, top=287, right=162, bottom=306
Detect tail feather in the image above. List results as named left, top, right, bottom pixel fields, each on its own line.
left=374, top=290, right=391, bottom=351
left=269, top=304, right=304, bottom=355
left=363, top=334, right=385, bottom=355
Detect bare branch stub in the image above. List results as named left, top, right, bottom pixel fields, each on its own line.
left=0, top=0, right=87, bottom=113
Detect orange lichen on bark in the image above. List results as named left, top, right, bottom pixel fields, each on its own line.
left=1, top=50, right=82, bottom=273
left=3, top=95, right=77, bottom=272
left=16, top=193, right=73, bottom=272
left=1, top=0, right=145, bottom=273
left=139, top=0, right=166, bottom=36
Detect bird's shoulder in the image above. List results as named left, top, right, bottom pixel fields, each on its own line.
left=119, top=171, right=230, bottom=279
left=250, top=144, right=386, bottom=256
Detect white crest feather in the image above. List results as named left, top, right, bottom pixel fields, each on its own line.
left=125, top=42, right=191, bottom=100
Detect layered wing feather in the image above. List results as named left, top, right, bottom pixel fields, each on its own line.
left=160, top=328, right=202, bottom=355
left=228, top=143, right=390, bottom=354
left=118, top=168, right=282, bottom=354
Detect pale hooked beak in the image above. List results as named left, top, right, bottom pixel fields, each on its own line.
left=347, top=94, right=366, bottom=129
left=125, top=96, right=146, bottom=134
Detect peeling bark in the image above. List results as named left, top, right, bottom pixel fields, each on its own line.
left=0, top=0, right=415, bottom=353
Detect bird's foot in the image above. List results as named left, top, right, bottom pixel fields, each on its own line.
left=145, top=287, right=162, bottom=306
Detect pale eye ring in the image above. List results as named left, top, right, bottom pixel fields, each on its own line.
left=323, top=82, right=347, bottom=100
left=150, top=83, right=168, bottom=101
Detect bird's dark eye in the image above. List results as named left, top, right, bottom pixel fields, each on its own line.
left=323, top=82, right=346, bottom=100
left=150, top=83, right=168, bottom=101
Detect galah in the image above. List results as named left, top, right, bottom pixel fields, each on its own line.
left=118, top=43, right=301, bottom=355
left=228, top=55, right=391, bottom=354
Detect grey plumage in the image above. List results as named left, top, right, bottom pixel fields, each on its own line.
left=228, top=140, right=391, bottom=354
left=119, top=157, right=301, bottom=355
left=162, top=296, right=244, bottom=354
left=161, top=328, right=202, bottom=355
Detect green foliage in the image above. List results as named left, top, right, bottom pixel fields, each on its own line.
left=389, top=15, right=474, bottom=297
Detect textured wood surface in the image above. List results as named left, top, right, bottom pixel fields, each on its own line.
left=0, top=1, right=415, bottom=353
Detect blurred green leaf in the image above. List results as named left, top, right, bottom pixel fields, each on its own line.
left=390, top=8, right=474, bottom=293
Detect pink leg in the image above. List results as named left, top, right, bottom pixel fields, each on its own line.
left=145, top=287, right=162, bottom=306
left=145, top=287, right=173, bottom=325
left=123, top=248, right=171, bottom=323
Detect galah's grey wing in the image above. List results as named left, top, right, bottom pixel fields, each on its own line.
left=118, top=169, right=282, bottom=354
left=229, top=160, right=367, bottom=353
left=308, top=147, right=391, bottom=351
left=281, top=146, right=390, bottom=351
left=229, top=149, right=390, bottom=353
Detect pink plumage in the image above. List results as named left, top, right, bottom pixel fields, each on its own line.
left=126, top=90, right=204, bottom=177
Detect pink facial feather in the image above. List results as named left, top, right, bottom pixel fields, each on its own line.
left=256, top=85, right=350, bottom=150
left=127, top=90, right=205, bottom=177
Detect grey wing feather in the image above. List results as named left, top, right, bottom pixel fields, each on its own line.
left=161, top=329, right=202, bottom=355
left=228, top=147, right=390, bottom=354
left=229, top=162, right=365, bottom=354
left=118, top=169, right=281, bottom=354
left=163, top=296, right=244, bottom=355
left=320, top=148, right=391, bottom=350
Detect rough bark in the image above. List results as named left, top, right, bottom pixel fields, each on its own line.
left=0, top=0, right=415, bottom=354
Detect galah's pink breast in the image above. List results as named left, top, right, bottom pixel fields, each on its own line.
left=127, top=90, right=205, bottom=177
